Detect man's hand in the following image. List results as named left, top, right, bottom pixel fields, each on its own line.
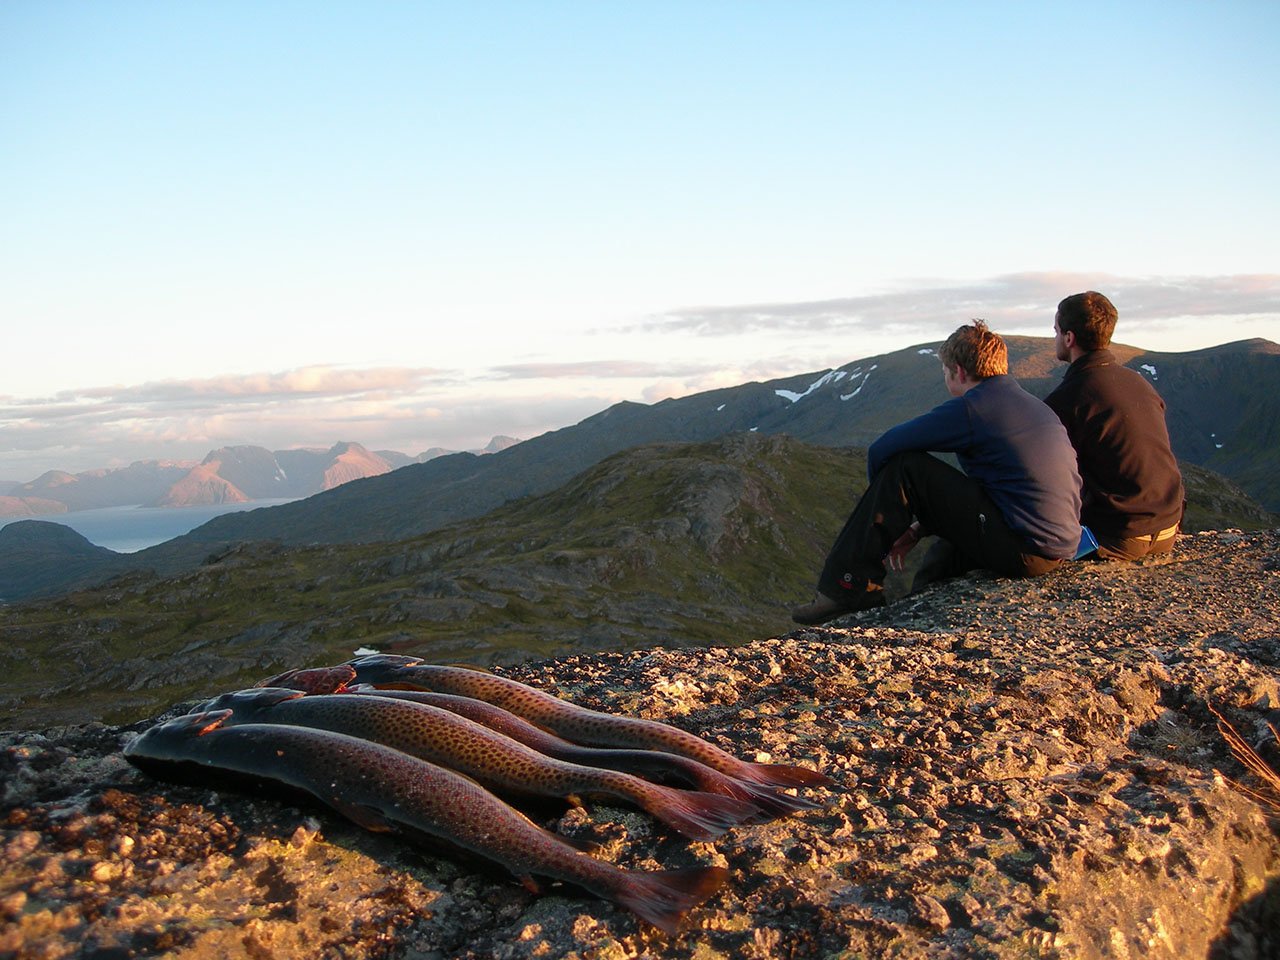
left=884, top=523, right=922, bottom=571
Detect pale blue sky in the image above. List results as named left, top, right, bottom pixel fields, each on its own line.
left=2, top=1, right=1277, bottom=479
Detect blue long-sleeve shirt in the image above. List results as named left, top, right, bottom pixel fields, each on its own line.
left=868, top=375, right=1082, bottom=559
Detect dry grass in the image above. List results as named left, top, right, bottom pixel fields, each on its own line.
left=1211, top=705, right=1280, bottom=814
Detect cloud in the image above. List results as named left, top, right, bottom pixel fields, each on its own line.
left=644, top=272, right=1280, bottom=340
left=75, top=365, right=459, bottom=405
left=0, top=360, right=622, bottom=480
left=489, top=360, right=718, bottom=380
left=3, top=273, right=1277, bottom=480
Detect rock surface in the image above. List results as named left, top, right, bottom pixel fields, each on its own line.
left=2, top=530, right=1278, bottom=959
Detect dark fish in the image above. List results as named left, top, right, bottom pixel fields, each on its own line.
left=196, top=687, right=758, bottom=840
left=348, top=654, right=834, bottom=790
left=347, top=686, right=822, bottom=821
left=256, top=664, right=356, bottom=694
left=124, top=711, right=727, bottom=934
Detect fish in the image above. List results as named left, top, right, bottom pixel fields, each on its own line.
left=257, top=664, right=356, bottom=694
left=346, top=686, right=822, bottom=821
left=346, top=654, right=834, bottom=790
left=195, top=686, right=760, bottom=840
left=257, top=667, right=819, bottom=819
left=124, top=710, right=728, bottom=934
left=257, top=664, right=355, bottom=694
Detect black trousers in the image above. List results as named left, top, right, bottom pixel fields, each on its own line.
left=817, top=452, right=1061, bottom=600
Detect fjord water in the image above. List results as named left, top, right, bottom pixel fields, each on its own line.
left=0, top=499, right=298, bottom=553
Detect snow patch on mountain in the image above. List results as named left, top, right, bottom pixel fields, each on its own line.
left=841, top=364, right=877, bottom=401
left=775, top=369, right=848, bottom=403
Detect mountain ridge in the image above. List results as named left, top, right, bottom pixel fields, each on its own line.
left=2, top=337, right=1276, bottom=602
left=2, top=436, right=523, bottom=517
left=0, top=432, right=1271, bottom=727
left=130, top=335, right=1280, bottom=548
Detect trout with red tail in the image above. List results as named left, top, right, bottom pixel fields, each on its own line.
left=257, top=667, right=821, bottom=821
left=125, top=711, right=727, bottom=934
left=345, top=654, right=833, bottom=790
left=347, top=687, right=823, bottom=821
left=198, top=686, right=759, bottom=839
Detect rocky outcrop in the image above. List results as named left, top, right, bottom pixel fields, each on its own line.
left=2, top=530, right=1277, bottom=958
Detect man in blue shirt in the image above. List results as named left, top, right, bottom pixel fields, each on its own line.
left=792, top=320, right=1082, bottom=625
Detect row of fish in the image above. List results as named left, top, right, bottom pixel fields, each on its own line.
left=124, top=654, right=834, bottom=934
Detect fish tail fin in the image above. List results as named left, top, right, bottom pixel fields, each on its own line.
left=643, top=783, right=761, bottom=839
left=725, top=779, right=825, bottom=822
left=680, top=766, right=824, bottom=821
left=617, top=865, right=728, bottom=935
left=741, top=761, right=836, bottom=789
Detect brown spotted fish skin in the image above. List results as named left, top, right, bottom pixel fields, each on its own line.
left=347, top=654, right=833, bottom=789
left=199, top=687, right=759, bottom=840
left=124, top=712, right=727, bottom=934
left=255, top=664, right=356, bottom=694
left=350, top=687, right=821, bottom=821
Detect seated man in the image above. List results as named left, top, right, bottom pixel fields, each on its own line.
left=792, top=320, right=1082, bottom=625
left=1045, top=291, right=1185, bottom=560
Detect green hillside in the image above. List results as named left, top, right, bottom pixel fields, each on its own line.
left=2, top=433, right=1272, bottom=732
left=0, top=435, right=864, bottom=729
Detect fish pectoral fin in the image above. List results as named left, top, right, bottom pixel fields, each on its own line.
left=564, top=793, right=585, bottom=808
left=556, top=833, right=602, bottom=855
left=517, top=874, right=542, bottom=894
left=327, top=799, right=394, bottom=833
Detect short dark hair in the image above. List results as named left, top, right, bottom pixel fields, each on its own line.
left=939, top=320, right=1007, bottom=380
left=1056, top=291, right=1117, bottom=351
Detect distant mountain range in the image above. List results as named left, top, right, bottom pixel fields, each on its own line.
left=0, top=437, right=521, bottom=517
left=1, top=335, right=1276, bottom=603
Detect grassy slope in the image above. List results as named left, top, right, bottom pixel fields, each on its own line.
left=1, top=435, right=865, bottom=728
left=2, top=433, right=1272, bottom=731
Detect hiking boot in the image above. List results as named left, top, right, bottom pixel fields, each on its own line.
left=791, top=587, right=886, bottom=625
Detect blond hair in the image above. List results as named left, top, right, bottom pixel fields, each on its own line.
left=939, top=320, right=1007, bottom=380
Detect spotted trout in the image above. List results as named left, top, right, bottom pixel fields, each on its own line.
left=197, top=687, right=759, bottom=839
left=349, top=687, right=821, bottom=821
left=346, top=654, right=833, bottom=790
left=124, top=711, right=727, bottom=934
left=257, top=667, right=817, bottom=821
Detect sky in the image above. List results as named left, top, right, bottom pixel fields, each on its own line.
left=3, top=1, right=1278, bottom=481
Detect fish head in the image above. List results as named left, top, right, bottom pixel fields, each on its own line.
left=160, top=709, right=235, bottom=737
left=192, top=687, right=303, bottom=719
left=123, top=709, right=234, bottom=765
left=346, top=654, right=424, bottom=684
left=255, top=665, right=356, bottom=694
